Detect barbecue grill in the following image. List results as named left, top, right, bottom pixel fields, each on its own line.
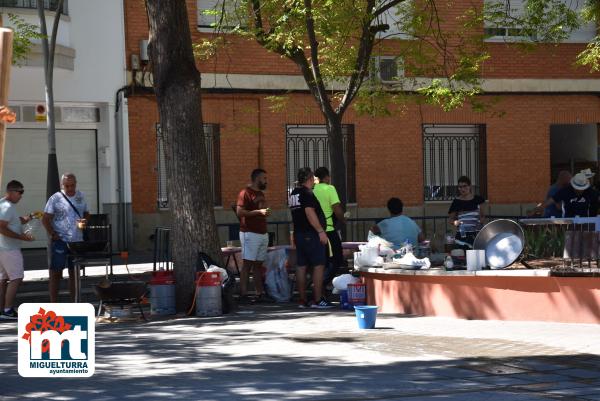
left=67, top=214, right=113, bottom=303
left=94, top=281, right=148, bottom=320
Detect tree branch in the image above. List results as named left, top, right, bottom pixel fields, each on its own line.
left=373, top=0, right=407, bottom=19
left=337, top=0, right=378, bottom=115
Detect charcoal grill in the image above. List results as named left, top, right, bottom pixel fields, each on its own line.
left=68, top=238, right=111, bottom=303
left=94, top=281, right=148, bottom=320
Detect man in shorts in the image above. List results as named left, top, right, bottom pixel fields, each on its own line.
left=289, top=167, right=333, bottom=309
left=236, top=169, right=271, bottom=303
left=42, top=173, right=89, bottom=302
left=0, top=180, right=34, bottom=319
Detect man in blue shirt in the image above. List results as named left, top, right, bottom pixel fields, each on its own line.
left=543, top=170, right=571, bottom=217
left=371, top=198, right=424, bottom=249
left=42, top=173, right=89, bottom=302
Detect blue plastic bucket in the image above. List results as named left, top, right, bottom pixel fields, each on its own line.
left=354, top=305, right=378, bottom=329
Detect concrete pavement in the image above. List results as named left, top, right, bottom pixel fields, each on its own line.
left=2, top=304, right=600, bottom=400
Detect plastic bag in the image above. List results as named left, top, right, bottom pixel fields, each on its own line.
left=367, top=231, right=394, bottom=248
left=365, top=231, right=394, bottom=256
left=263, top=248, right=291, bottom=302
left=332, top=274, right=360, bottom=291
left=207, top=265, right=228, bottom=283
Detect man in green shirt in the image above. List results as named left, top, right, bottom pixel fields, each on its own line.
left=314, top=167, right=346, bottom=288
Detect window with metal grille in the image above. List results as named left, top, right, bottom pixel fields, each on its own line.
left=156, top=123, right=221, bottom=209
left=286, top=124, right=356, bottom=203
left=423, top=124, right=487, bottom=201
left=0, top=0, right=68, bottom=14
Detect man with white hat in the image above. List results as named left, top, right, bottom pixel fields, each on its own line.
left=547, top=172, right=600, bottom=218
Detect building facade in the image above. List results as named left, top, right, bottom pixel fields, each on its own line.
left=124, top=0, right=600, bottom=250
left=2, top=0, right=131, bottom=249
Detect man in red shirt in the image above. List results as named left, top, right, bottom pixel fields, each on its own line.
left=236, top=169, right=271, bottom=302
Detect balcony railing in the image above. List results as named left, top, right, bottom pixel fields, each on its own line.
left=0, top=0, right=68, bottom=15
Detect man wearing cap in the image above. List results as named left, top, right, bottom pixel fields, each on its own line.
left=546, top=172, right=600, bottom=218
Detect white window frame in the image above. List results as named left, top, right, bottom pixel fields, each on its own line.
left=484, top=0, right=596, bottom=44
left=374, top=1, right=414, bottom=40
left=197, top=0, right=247, bottom=33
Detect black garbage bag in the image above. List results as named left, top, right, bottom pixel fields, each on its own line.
left=197, top=251, right=236, bottom=314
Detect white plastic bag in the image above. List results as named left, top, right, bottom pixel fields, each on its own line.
left=332, top=274, right=360, bottom=291
left=356, top=245, right=379, bottom=266
left=367, top=231, right=394, bottom=248
left=365, top=231, right=394, bottom=256
left=263, top=248, right=291, bottom=302
left=207, top=265, right=229, bottom=283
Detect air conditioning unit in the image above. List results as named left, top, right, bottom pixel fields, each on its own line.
left=370, top=56, right=403, bottom=82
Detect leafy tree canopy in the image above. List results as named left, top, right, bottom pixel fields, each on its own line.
left=3, top=13, right=43, bottom=66
left=197, top=0, right=584, bottom=113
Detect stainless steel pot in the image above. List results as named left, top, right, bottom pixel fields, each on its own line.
left=473, top=219, right=525, bottom=269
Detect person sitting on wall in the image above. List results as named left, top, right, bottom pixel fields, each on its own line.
left=370, top=197, right=423, bottom=249
left=539, top=172, right=600, bottom=218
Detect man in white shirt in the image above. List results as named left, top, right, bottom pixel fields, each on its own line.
left=0, top=180, right=34, bottom=319
left=42, top=173, right=89, bottom=302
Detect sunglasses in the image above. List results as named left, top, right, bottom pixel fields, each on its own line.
left=11, top=189, right=24, bottom=194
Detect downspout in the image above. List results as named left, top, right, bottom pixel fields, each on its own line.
left=257, top=97, right=262, bottom=167
left=115, top=87, right=128, bottom=249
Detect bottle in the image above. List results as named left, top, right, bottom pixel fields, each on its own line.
left=23, top=224, right=34, bottom=240
left=23, top=217, right=42, bottom=240
left=445, top=231, right=455, bottom=253
left=444, top=255, right=454, bottom=270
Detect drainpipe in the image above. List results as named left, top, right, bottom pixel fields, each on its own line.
left=115, top=86, right=130, bottom=250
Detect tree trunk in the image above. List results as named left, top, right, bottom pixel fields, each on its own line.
left=326, top=114, right=347, bottom=207
left=146, top=0, right=222, bottom=313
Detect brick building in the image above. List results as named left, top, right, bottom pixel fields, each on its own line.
left=123, top=0, right=600, bottom=249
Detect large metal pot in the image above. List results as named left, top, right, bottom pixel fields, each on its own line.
left=473, top=219, right=525, bottom=269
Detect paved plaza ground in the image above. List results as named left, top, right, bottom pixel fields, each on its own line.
left=2, top=303, right=600, bottom=401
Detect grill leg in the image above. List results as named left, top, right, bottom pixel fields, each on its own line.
left=97, top=300, right=103, bottom=318
left=138, top=302, right=147, bottom=321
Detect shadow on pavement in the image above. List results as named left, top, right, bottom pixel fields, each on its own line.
left=1, top=305, right=600, bottom=400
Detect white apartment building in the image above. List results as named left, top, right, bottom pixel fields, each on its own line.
left=1, top=0, right=131, bottom=249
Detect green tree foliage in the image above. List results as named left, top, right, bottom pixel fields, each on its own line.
left=198, top=0, right=583, bottom=203
left=576, top=0, right=600, bottom=71
left=199, top=0, right=581, bottom=111
left=3, top=13, right=43, bottom=66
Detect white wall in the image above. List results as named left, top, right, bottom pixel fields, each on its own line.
left=6, top=0, right=128, bottom=207
left=8, top=0, right=126, bottom=102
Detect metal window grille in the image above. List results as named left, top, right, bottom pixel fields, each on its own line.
left=423, top=124, right=487, bottom=201
left=285, top=124, right=356, bottom=203
left=0, top=0, right=68, bottom=14
left=156, top=123, right=221, bottom=210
